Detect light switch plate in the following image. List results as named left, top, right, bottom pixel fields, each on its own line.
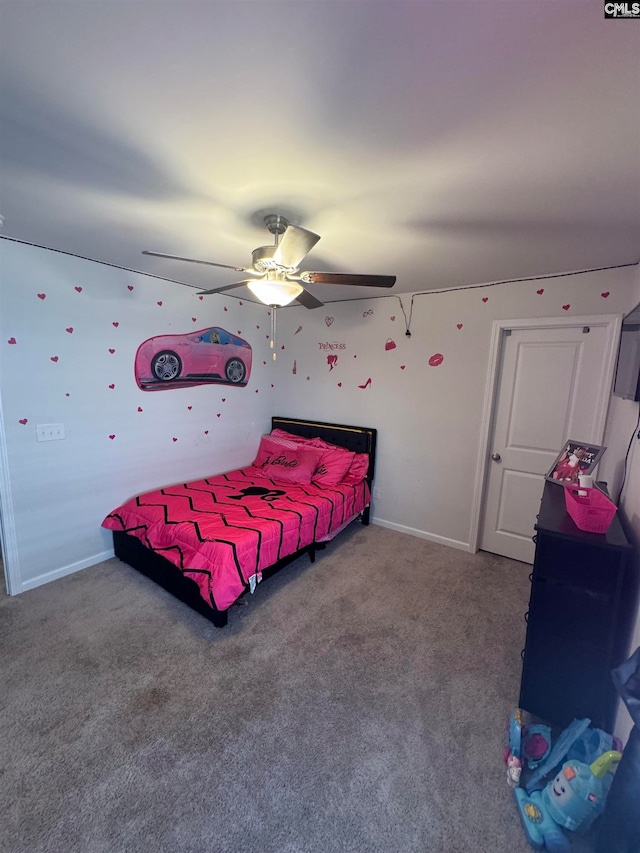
left=37, top=423, right=65, bottom=442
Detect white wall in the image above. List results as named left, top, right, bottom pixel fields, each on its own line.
left=0, top=239, right=274, bottom=592
left=273, top=266, right=638, bottom=546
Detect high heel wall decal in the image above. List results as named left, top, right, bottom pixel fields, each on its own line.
left=358, top=377, right=372, bottom=389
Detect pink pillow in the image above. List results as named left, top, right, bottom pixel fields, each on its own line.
left=269, top=429, right=360, bottom=486
left=340, top=452, right=370, bottom=486
left=307, top=438, right=355, bottom=486
left=252, top=435, right=323, bottom=485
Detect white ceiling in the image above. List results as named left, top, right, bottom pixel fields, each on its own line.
left=1, top=0, right=639, bottom=307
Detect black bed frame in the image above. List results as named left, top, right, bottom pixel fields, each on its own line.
left=112, top=417, right=377, bottom=627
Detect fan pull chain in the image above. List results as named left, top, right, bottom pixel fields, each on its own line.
left=270, top=306, right=277, bottom=361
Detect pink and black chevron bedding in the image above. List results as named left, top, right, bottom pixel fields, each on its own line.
left=102, top=467, right=369, bottom=612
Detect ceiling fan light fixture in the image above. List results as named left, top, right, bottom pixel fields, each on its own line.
left=247, top=279, right=303, bottom=307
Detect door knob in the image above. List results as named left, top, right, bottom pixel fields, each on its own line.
left=491, top=452, right=502, bottom=462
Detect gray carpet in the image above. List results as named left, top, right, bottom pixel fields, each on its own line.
left=1, top=524, right=596, bottom=852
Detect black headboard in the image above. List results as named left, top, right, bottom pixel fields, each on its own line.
left=271, top=417, right=377, bottom=484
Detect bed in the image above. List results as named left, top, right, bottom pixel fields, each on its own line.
left=103, top=417, right=377, bottom=627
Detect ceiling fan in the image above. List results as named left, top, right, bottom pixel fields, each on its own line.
left=142, top=214, right=396, bottom=309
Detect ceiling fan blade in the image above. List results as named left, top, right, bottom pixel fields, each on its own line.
left=272, top=225, right=321, bottom=269
left=198, top=280, right=255, bottom=296
left=303, top=272, right=396, bottom=288
left=142, top=250, right=250, bottom=273
left=295, top=288, right=324, bottom=309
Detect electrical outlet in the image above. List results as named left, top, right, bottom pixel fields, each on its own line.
left=37, top=423, right=65, bottom=442
left=372, top=486, right=381, bottom=499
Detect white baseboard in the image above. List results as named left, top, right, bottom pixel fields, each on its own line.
left=16, top=520, right=469, bottom=594
left=19, top=549, right=115, bottom=593
left=370, top=516, right=471, bottom=552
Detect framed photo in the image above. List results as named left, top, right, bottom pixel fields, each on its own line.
left=545, top=440, right=606, bottom=485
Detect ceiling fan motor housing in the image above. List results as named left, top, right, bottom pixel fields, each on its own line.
left=252, top=245, right=278, bottom=272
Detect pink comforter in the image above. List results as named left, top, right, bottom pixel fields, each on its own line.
left=102, top=467, right=369, bottom=611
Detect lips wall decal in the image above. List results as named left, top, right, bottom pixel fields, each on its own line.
left=428, top=353, right=444, bottom=367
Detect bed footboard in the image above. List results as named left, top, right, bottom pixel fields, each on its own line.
left=113, top=530, right=229, bottom=627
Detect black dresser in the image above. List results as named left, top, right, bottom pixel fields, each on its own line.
left=519, top=481, right=638, bottom=731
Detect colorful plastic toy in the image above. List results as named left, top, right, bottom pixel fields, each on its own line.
left=522, top=724, right=552, bottom=770
left=505, top=710, right=552, bottom=785
left=515, top=750, right=621, bottom=850
left=505, top=709, right=524, bottom=787
left=526, top=718, right=591, bottom=793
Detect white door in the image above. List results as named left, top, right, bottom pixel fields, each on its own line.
left=478, top=317, right=620, bottom=563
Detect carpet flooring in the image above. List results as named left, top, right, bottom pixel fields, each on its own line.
left=1, top=523, right=597, bottom=852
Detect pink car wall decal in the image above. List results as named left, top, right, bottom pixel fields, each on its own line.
left=135, top=326, right=252, bottom=391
